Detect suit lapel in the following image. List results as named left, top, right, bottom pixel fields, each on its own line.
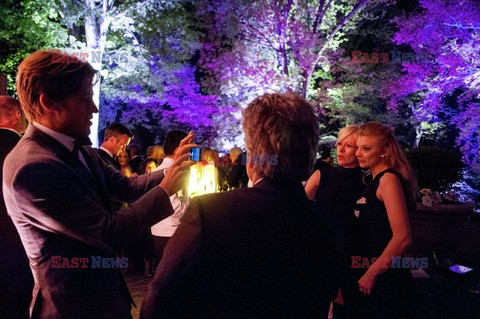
left=80, top=147, right=113, bottom=212
left=25, top=126, right=106, bottom=207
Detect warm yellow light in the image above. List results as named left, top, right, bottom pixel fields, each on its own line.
left=187, top=164, right=218, bottom=198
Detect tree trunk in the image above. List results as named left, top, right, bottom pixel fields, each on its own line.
left=281, top=44, right=289, bottom=76
left=414, top=122, right=422, bottom=148
left=84, top=0, right=112, bottom=146
left=301, top=70, right=311, bottom=98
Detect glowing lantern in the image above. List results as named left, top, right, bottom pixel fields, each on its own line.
left=187, top=163, right=218, bottom=198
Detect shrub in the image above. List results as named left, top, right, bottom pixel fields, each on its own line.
left=407, top=146, right=464, bottom=191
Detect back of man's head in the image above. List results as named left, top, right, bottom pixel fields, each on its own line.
left=321, top=148, right=332, bottom=160
left=103, top=123, right=133, bottom=142
left=16, top=50, right=97, bottom=123
left=229, top=147, right=242, bottom=163
left=242, top=92, right=319, bottom=181
left=128, top=144, right=141, bottom=157
left=146, top=145, right=165, bottom=162
left=164, top=130, right=187, bottom=156
left=0, top=96, right=23, bottom=131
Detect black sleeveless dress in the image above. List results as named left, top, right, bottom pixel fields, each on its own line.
left=315, top=166, right=366, bottom=277
left=342, top=168, right=413, bottom=319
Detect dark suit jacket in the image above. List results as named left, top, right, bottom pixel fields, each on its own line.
left=2, top=125, right=174, bottom=319
left=0, top=128, right=25, bottom=267
left=95, top=148, right=125, bottom=210
left=129, top=155, right=143, bottom=173
left=96, top=147, right=121, bottom=171
left=226, top=151, right=248, bottom=188
left=141, top=178, right=340, bottom=318
left=1, top=128, right=34, bottom=319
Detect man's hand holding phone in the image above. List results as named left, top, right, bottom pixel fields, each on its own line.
left=190, top=147, right=201, bottom=162
left=159, top=131, right=197, bottom=196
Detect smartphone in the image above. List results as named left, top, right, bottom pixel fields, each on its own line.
left=190, top=147, right=201, bottom=162
left=449, top=264, right=474, bottom=274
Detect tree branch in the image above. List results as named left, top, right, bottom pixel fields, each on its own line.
left=314, top=0, right=334, bottom=34
left=240, top=20, right=279, bottom=52
left=316, top=0, right=369, bottom=62
left=312, top=0, right=326, bottom=34
left=443, top=23, right=480, bottom=30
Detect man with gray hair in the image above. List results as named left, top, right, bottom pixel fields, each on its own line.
left=141, top=92, right=339, bottom=318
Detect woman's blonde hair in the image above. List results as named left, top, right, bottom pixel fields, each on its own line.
left=358, top=122, right=417, bottom=211
left=337, top=125, right=359, bottom=145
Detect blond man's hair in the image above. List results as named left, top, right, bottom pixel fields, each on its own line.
left=16, top=50, right=97, bottom=122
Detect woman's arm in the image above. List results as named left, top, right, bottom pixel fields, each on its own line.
left=358, top=172, right=412, bottom=295
left=304, top=169, right=321, bottom=200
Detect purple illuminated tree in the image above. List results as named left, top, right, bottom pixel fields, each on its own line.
left=389, top=0, right=480, bottom=171
left=196, top=0, right=385, bottom=110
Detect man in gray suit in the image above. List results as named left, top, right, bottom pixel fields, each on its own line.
left=3, top=50, right=194, bottom=318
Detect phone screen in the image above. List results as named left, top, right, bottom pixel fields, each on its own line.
left=449, top=264, right=474, bottom=274
left=190, top=147, right=201, bottom=162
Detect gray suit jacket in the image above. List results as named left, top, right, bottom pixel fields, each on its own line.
left=2, top=125, right=174, bottom=319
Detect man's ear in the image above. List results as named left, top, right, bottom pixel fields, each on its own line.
left=246, top=152, right=254, bottom=169
left=13, top=109, right=21, bottom=121
left=38, top=93, right=59, bottom=113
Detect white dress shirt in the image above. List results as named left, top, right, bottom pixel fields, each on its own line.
left=150, top=157, right=189, bottom=237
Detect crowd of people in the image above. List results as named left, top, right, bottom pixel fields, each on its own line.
left=0, top=49, right=418, bottom=319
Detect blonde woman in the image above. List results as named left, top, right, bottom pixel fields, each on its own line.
left=305, top=125, right=366, bottom=315
left=343, top=121, right=416, bottom=319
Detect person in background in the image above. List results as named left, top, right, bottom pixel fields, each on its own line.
left=144, top=158, right=157, bottom=174
left=149, top=145, right=166, bottom=165
left=137, top=156, right=159, bottom=277
left=151, top=130, right=189, bottom=266
left=128, top=143, right=143, bottom=173
left=96, top=123, right=134, bottom=211
left=313, top=147, right=333, bottom=171
left=3, top=49, right=195, bottom=318
left=343, top=121, right=416, bottom=319
left=117, top=150, right=133, bottom=177
left=141, top=92, right=339, bottom=318
left=137, top=145, right=165, bottom=175
left=0, top=96, right=32, bottom=319
left=96, top=123, right=133, bottom=171
left=225, top=147, right=248, bottom=188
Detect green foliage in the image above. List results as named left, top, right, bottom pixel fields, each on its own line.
left=310, top=0, right=410, bottom=134
left=407, top=146, right=464, bottom=191
left=0, top=0, right=68, bottom=94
